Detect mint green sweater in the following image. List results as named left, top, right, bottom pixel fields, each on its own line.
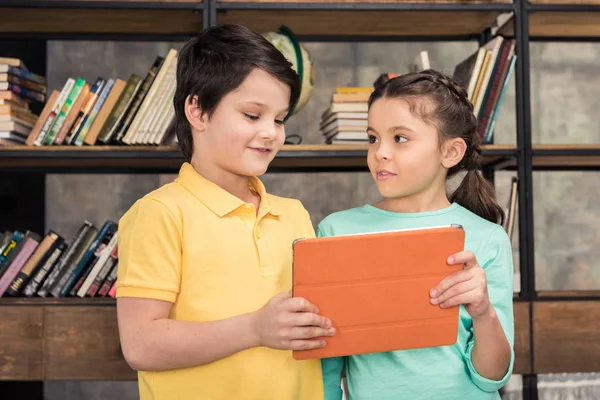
left=318, top=203, right=515, bottom=400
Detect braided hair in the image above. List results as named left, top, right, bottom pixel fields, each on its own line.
left=368, top=69, right=504, bottom=225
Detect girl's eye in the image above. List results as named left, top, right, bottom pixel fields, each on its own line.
left=275, top=119, right=285, bottom=126
left=244, top=113, right=259, bottom=121
left=394, top=135, right=408, bottom=143
left=368, top=135, right=378, bottom=144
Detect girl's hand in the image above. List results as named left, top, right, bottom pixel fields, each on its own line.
left=429, top=251, right=491, bottom=319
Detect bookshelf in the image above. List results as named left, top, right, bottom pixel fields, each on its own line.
left=1, top=1, right=599, bottom=400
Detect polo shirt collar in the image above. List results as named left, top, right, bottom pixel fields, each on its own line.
left=175, top=162, right=282, bottom=218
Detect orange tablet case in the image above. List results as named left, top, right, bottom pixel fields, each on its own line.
left=292, top=224, right=465, bottom=360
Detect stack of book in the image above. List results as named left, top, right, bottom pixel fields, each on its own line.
left=452, top=35, right=516, bottom=143
left=26, top=48, right=178, bottom=147
left=0, top=57, right=46, bottom=145
left=320, top=87, right=370, bottom=145
left=0, top=219, right=119, bottom=299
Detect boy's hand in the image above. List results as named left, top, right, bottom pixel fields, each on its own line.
left=252, top=290, right=335, bottom=351
left=429, top=251, right=492, bottom=320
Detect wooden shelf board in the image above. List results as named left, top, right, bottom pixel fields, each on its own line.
left=6, top=299, right=600, bottom=378
left=0, top=297, right=116, bottom=306
left=2, top=144, right=599, bottom=170
left=513, top=301, right=532, bottom=375
left=537, top=290, right=600, bottom=298
left=534, top=301, right=600, bottom=374
left=0, top=306, right=43, bottom=380
left=529, top=11, right=600, bottom=38
left=0, top=144, right=515, bottom=172
left=0, top=7, right=204, bottom=35
left=44, top=306, right=135, bottom=380
left=531, top=0, right=600, bottom=3
left=219, top=0, right=511, bottom=3
left=216, top=9, right=503, bottom=37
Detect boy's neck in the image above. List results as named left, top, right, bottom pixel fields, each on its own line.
left=375, top=185, right=451, bottom=214
left=189, top=160, right=259, bottom=206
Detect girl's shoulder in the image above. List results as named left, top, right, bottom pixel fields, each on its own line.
left=452, top=205, right=512, bottom=258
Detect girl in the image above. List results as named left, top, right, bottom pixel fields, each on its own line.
left=319, top=70, right=514, bottom=399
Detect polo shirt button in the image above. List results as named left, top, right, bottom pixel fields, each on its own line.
left=256, top=231, right=261, bottom=239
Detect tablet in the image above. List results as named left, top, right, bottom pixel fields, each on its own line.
left=291, top=224, right=465, bottom=360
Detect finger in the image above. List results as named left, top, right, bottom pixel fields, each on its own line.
left=438, top=289, right=478, bottom=308
left=447, top=250, right=478, bottom=268
left=430, top=269, right=474, bottom=298
left=430, top=280, right=476, bottom=305
left=289, top=339, right=326, bottom=351
left=294, top=312, right=332, bottom=328
left=285, top=297, right=319, bottom=313
left=289, top=326, right=336, bottom=340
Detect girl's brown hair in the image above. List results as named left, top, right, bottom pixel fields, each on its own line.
left=368, top=69, right=504, bottom=225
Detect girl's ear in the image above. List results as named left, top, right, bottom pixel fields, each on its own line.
left=184, top=95, right=207, bottom=133
left=442, top=137, right=467, bottom=169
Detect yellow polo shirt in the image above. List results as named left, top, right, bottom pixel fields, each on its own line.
left=116, top=162, right=323, bottom=400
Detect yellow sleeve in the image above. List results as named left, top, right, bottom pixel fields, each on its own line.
left=298, top=202, right=316, bottom=240
left=116, top=197, right=182, bottom=303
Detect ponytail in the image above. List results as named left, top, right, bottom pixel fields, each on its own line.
left=450, top=169, right=505, bottom=225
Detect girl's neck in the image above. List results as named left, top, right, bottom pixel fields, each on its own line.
left=190, top=159, right=257, bottom=205
left=374, top=185, right=452, bottom=214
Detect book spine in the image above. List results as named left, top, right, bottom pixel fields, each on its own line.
left=37, top=221, right=93, bottom=297
left=7, top=65, right=47, bottom=85
left=114, top=56, right=164, bottom=142
left=50, top=226, right=98, bottom=297
left=0, top=231, right=24, bottom=278
left=6, top=231, right=60, bottom=296
left=22, top=242, right=65, bottom=297
left=97, top=262, right=118, bottom=297
left=43, top=78, right=86, bottom=145
left=3, top=74, right=46, bottom=94
left=0, top=233, right=41, bottom=297
left=59, top=220, right=116, bottom=297
left=108, top=279, right=117, bottom=298
left=33, top=78, right=75, bottom=146
left=87, top=258, right=115, bottom=297
left=96, top=74, right=142, bottom=144
left=66, top=77, right=106, bottom=145
left=74, top=79, right=114, bottom=146
left=76, top=232, right=118, bottom=297
left=3, top=82, right=45, bottom=103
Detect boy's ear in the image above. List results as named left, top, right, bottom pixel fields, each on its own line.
left=441, top=137, right=467, bottom=169
left=184, top=95, right=207, bottom=133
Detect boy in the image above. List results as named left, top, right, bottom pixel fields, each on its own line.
left=116, top=24, right=334, bottom=400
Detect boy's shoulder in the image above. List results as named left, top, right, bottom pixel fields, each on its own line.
left=121, top=181, right=187, bottom=225
left=140, top=180, right=187, bottom=210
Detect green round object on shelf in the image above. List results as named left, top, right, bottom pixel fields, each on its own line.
left=263, top=26, right=315, bottom=118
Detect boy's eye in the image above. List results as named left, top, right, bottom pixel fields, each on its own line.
left=244, top=113, right=259, bottom=121
left=368, top=135, right=378, bottom=144
left=394, top=135, right=407, bottom=143
left=275, top=119, right=285, bottom=126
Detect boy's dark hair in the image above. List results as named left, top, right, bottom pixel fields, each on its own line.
left=174, top=24, right=301, bottom=161
left=369, top=69, right=505, bottom=225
